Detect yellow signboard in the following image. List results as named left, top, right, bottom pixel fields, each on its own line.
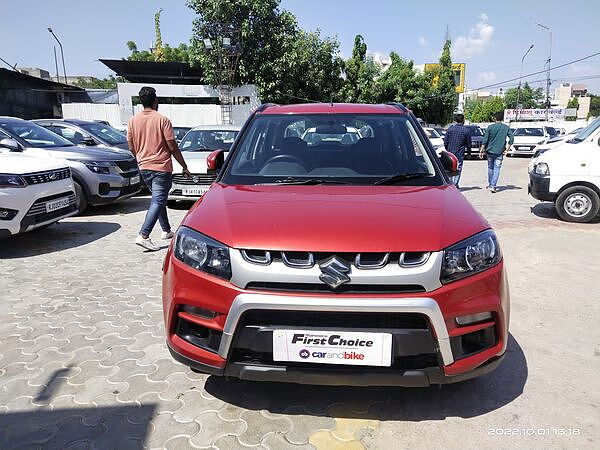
left=424, top=63, right=466, bottom=93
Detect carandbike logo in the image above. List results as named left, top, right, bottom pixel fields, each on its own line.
left=299, top=349, right=310, bottom=359
left=306, top=350, right=366, bottom=361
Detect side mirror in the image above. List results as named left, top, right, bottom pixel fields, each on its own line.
left=206, top=149, right=225, bottom=173
left=0, top=138, right=21, bottom=152
left=81, top=137, right=97, bottom=146
left=439, top=150, right=459, bottom=176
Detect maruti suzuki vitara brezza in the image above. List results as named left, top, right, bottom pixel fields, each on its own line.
left=162, top=103, right=510, bottom=386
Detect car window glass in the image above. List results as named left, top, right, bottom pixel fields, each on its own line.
left=514, top=128, right=544, bottom=137
left=180, top=130, right=239, bottom=151
left=0, top=121, right=73, bottom=148
left=79, top=122, right=127, bottom=145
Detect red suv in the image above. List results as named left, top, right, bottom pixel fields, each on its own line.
left=162, top=103, right=509, bottom=386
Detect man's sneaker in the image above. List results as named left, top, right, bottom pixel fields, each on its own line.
left=135, top=235, right=160, bottom=251
left=162, top=231, right=174, bottom=240
left=490, top=186, right=497, bottom=193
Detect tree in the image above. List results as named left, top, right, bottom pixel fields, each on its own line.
left=503, top=83, right=544, bottom=109
left=427, top=38, right=457, bottom=125
left=125, top=41, right=191, bottom=64
left=589, top=95, right=600, bottom=118
left=464, top=96, right=505, bottom=123
left=340, top=35, right=379, bottom=103
left=187, top=0, right=342, bottom=103
left=72, top=75, right=125, bottom=89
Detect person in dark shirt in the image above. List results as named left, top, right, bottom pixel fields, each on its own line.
left=443, top=113, right=471, bottom=187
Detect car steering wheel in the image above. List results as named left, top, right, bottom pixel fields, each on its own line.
left=263, top=154, right=309, bottom=171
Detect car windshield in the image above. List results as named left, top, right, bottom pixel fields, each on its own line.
left=424, top=128, right=440, bottom=138
left=0, top=121, right=73, bottom=148
left=179, top=130, right=239, bottom=152
left=79, top=122, right=127, bottom=145
left=571, top=117, right=600, bottom=141
left=222, top=114, right=439, bottom=186
left=545, top=126, right=557, bottom=136
left=514, top=128, right=544, bottom=137
left=173, top=127, right=191, bottom=141
left=468, top=126, right=483, bottom=136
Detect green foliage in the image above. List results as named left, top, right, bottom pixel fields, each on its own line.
left=567, top=97, right=579, bottom=109
left=503, top=83, right=544, bottom=109
left=187, top=0, right=343, bottom=103
left=72, top=75, right=125, bottom=89
left=125, top=41, right=191, bottom=64
left=154, top=9, right=165, bottom=62
left=464, top=96, right=505, bottom=123
left=339, top=35, right=379, bottom=103
left=427, top=39, right=457, bottom=125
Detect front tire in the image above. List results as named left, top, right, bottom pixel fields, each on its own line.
left=74, top=181, right=88, bottom=214
left=555, top=186, right=600, bottom=223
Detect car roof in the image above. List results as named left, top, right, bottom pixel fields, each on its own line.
left=190, top=124, right=241, bottom=131
left=0, top=116, right=28, bottom=123
left=258, top=103, right=407, bottom=115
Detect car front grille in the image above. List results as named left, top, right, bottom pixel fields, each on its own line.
left=114, top=159, right=138, bottom=172
left=23, top=168, right=70, bottom=185
left=24, top=192, right=77, bottom=225
left=238, top=310, right=430, bottom=330
left=245, top=282, right=425, bottom=294
left=172, top=173, right=217, bottom=185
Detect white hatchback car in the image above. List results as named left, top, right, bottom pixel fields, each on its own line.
left=168, top=125, right=240, bottom=204
left=423, top=127, right=445, bottom=151
left=0, top=144, right=77, bottom=238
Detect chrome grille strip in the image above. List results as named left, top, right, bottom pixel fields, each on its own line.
left=282, top=251, right=314, bottom=268
left=355, top=252, right=389, bottom=269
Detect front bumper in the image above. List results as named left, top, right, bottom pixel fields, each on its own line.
left=163, top=250, right=509, bottom=386
left=87, top=172, right=141, bottom=205
left=508, top=145, right=538, bottom=156
left=528, top=172, right=555, bottom=202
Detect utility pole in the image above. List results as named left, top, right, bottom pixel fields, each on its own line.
left=48, top=27, right=67, bottom=84
left=536, top=23, right=552, bottom=121
left=53, top=46, right=60, bottom=82
left=516, top=44, right=534, bottom=122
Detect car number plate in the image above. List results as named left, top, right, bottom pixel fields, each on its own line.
left=272, top=329, right=392, bottom=366
left=130, top=175, right=140, bottom=185
left=45, top=197, right=70, bottom=213
left=517, top=146, right=530, bottom=150
left=182, top=187, right=208, bottom=196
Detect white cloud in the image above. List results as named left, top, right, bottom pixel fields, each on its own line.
left=453, top=13, right=495, bottom=59
left=477, top=71, right=497, bottom=85
left=418, top=36, right=428, bottom=46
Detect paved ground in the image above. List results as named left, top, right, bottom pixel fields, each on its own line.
left=1, top=157, right=599, bottom=449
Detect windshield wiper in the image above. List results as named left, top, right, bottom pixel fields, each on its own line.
left=374, top=172, right=432, bottom=185
left=259, top=177, right=351, bottom=185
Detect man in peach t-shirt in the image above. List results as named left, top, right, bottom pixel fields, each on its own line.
left=127, top=86, right=191, bottom=251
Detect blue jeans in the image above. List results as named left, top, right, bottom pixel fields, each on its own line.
left=450, top=158, right=464, bottom=186
left=139, top=170, right=172, bottom=237
left=487, top=154, right=503, bottom=188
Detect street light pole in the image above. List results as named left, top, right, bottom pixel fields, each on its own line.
left=52, top=46, right=60, bottom=82
left=536, top=23, right=552, bottom=121
left=516, top=44, right=534, bottom=122
left=47, top=27, right=67, bottom=84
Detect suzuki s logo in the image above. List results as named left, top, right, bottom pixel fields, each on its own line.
left=48, top=171, right=58, bottom=181
left=192, top=176, right=201, bottom=184
left=319, top=256, right=351, bottom=289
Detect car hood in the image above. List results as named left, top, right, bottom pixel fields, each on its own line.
left=513, top=136, right=545, bottom=144
left=0, top=153, right=68, bottom=174
left=182, top=184, right=489, bottom=252
left=173, top=151, right=226, bottom=174
left=25, top=145, right=134, bottom=161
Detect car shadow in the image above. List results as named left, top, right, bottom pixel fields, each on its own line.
left=459, top=186, right=482, bottom=192
left=531, top=203, right=600, bottom=223
left=167, top=201, right=195, bottom=210
left=0, top=221, right=121, bottom=259
left=82, top=197, right=150, bottom=216
left=496, top=184, right=522, bottom=192
left=204, top=334, right=527, bottom=421
left=0, top=404, right=156, bottom=449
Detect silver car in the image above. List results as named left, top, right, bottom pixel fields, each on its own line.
left=0, top=117, right=140, bottom=213
left=168, top=125, right=240, bottom=204
left=33, top=119, right=130, bottom=151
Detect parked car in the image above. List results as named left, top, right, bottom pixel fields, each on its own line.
left=302, top=126, right=362, bottom=145
left=423, top=127, right=445, bottom=151
left=465, top=125, right=484, bottom=158
left=529, top=116, right=600, bottom=222
left=173, top=127, right=191, bottom=144
left=163, top=103, right=509, bottom=387
left=433, top=127, right=447, bottom=137
left=508, top=127, right=549, bottom=156
left=33, top=119, right=130, bottom=151
left=0, top=117, right=141, bottom=213
left=168, top=125, right=241, bottom=204
left=0, top=148, right=77, bottom=238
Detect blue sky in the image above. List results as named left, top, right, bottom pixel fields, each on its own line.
left=1, top=0, right=599, bottom=92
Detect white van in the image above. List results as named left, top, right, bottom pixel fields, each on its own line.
left=529, top=117, right=600, bottom=222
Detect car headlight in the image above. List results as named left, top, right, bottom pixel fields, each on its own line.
left=174, top=227, right=231, bottom=279
left=441, top=230, right=501, bottom=284
left=82, top=161, right=116, bottom=174
left=0, top=174, right=27, bottom=188
left=534, top=162, right=550, bottom=175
